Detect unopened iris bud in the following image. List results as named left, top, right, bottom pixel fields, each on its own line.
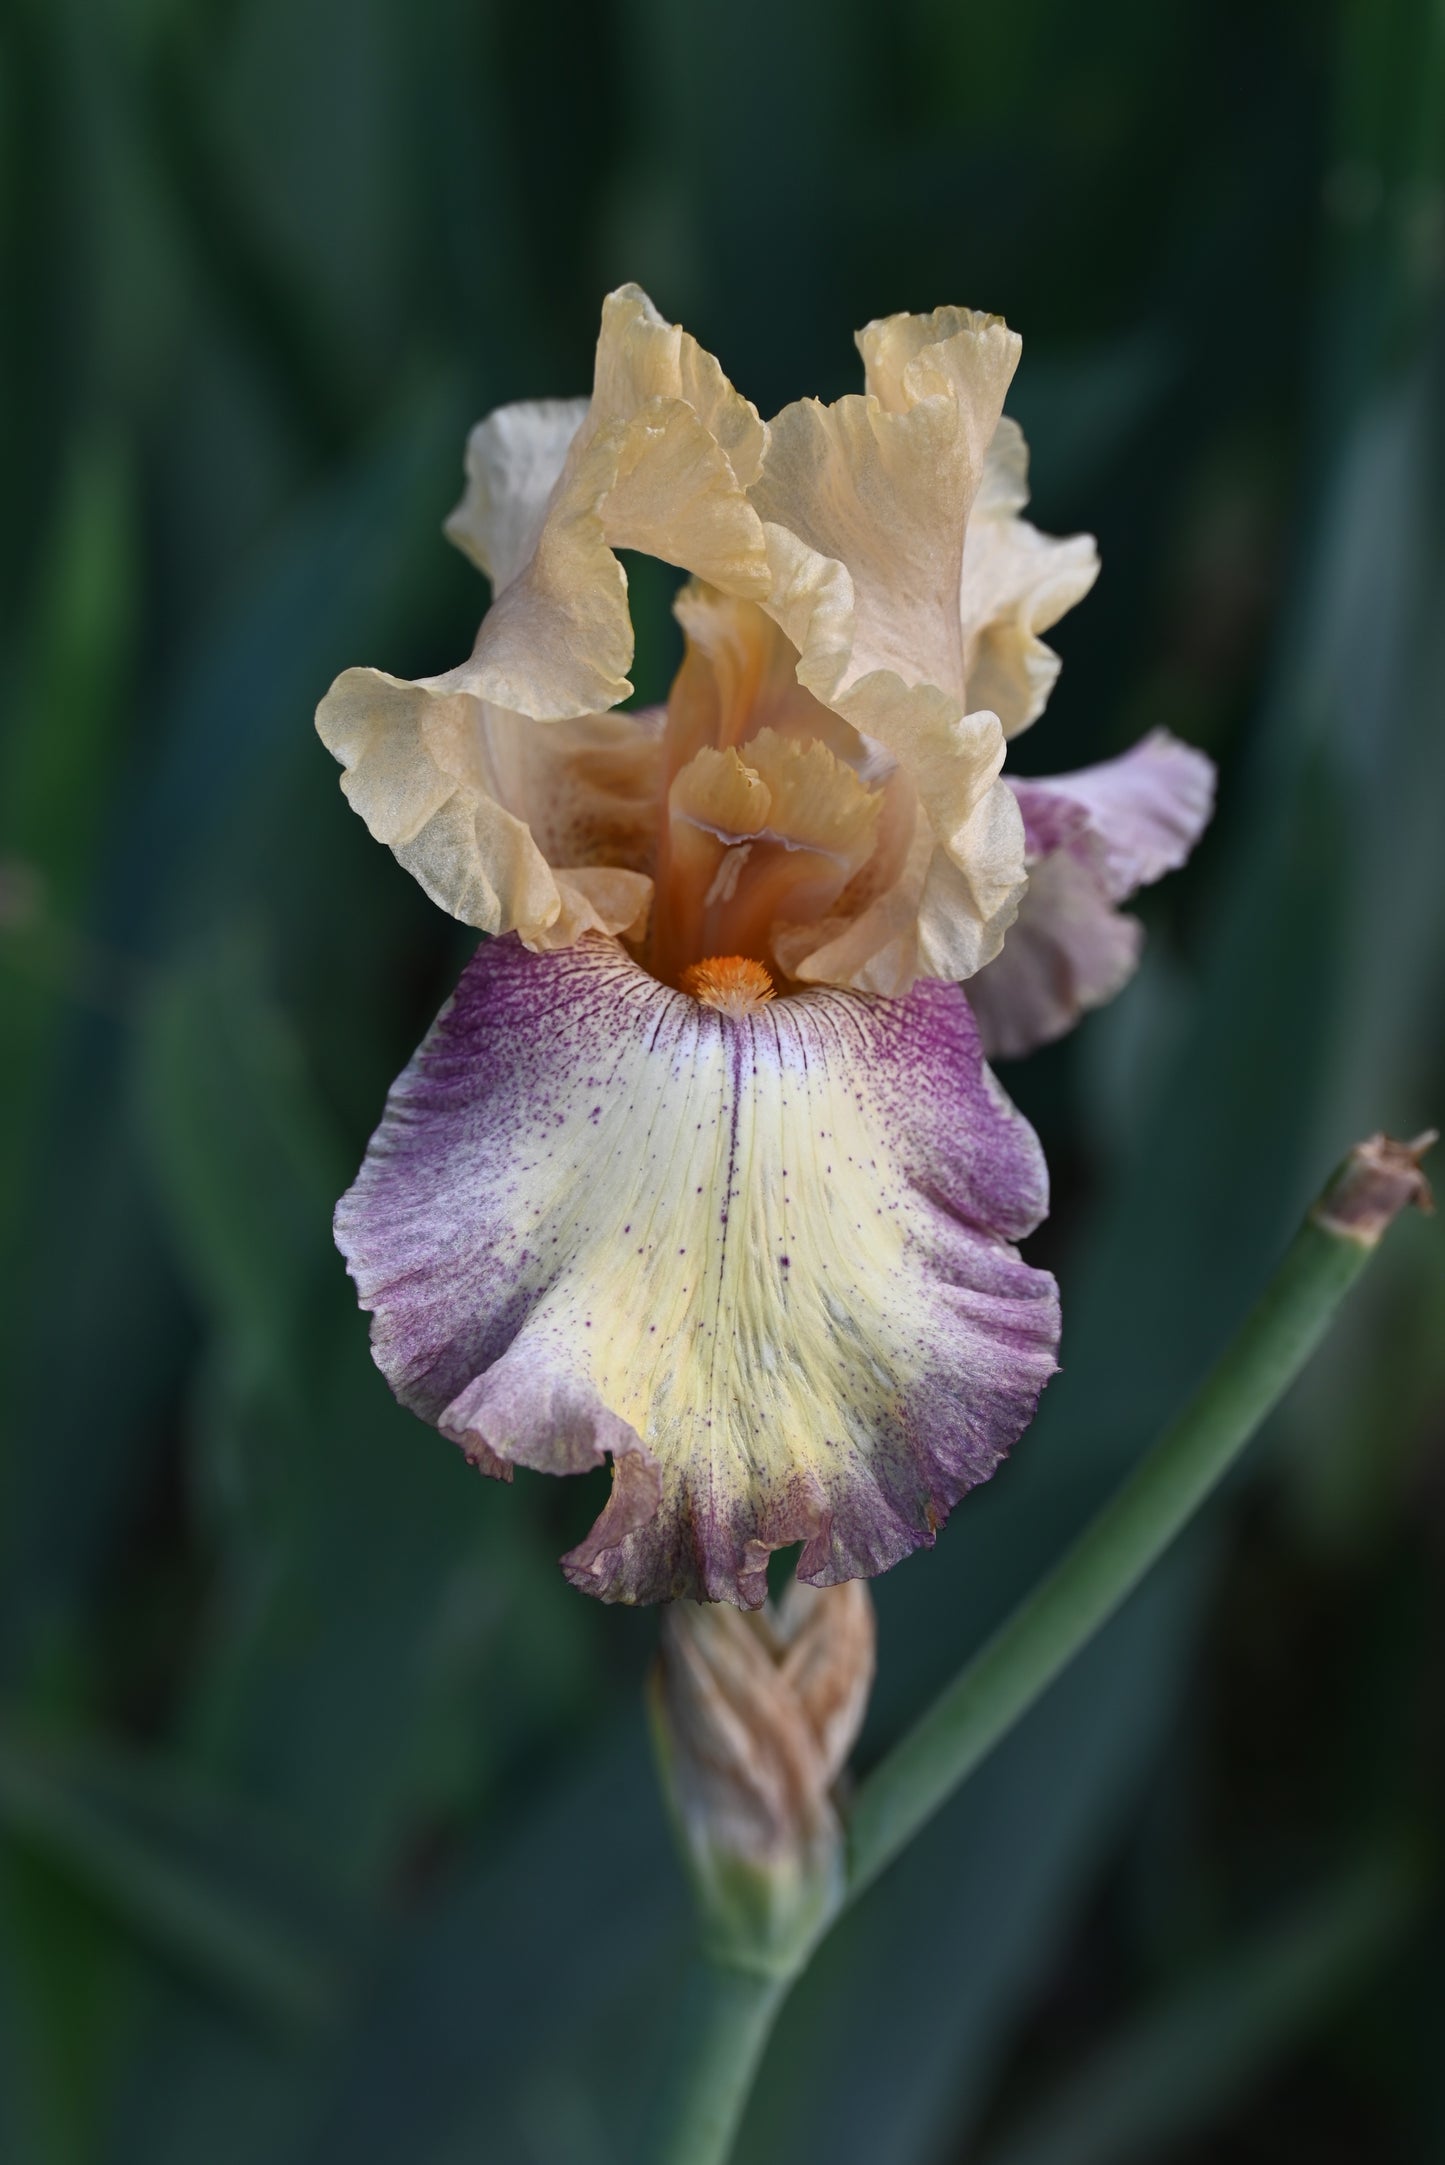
left=650, top=1580, right=876, bottom=1973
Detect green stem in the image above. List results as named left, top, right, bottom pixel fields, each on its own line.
left=648, top=1139, right=1427, bottom=2165
left=646, top=1954, right=792, bottom=2165
left=846, top=1190, right=1386, bottom=1901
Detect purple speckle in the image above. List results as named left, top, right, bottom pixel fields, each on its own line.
left=333, top=932, right=1057, bottom=1611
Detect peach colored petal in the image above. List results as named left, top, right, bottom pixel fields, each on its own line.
left=748, top=309, right=1028, bottom=986
left=316, top=667, right=661, bottom=943
left=961, top=420, right=1099, bottom=736
left=469, top=287, right=770, bottom=721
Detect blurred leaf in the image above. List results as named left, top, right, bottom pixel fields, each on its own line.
left=0, top=433, right=135, bottom=900
left=302, top=1716, right=684, bottom=2165
left=1, top=383, right=460, bottom=1674
left=143, top=2, right=375, bottom=457
left=0, top=430, right=134, bottom=1241
left=977, top=1852, right=1418, bottom=2165
left=0, top=434, right=145, bottom=1686
left=0, top=1725, right=364, bottom=2033
left=135, top=932, right=344, bottom=1416
left=1008, top=327, right=1179, bottom=510
left=0, top=1845, right=141, bottom=2165
left=119, top=372, right=463, bottom=954
left=1325, top=0, right=1445, bottom=411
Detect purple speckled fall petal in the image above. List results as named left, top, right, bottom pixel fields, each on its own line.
left=336, top=935, right=1058, bottom=1606
left=969, top=728, right=1216, bottom=1060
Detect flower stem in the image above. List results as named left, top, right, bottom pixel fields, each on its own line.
left=647, top=1135, right=1430, bottom=2165
left=845, top=1139, right=1431, bottom=1899
left=645, top=1954, right=792, bottom=2165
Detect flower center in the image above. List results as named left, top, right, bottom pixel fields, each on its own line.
left=679, top=955, right=776, bottom=1016
left=650, top=730, right=882, bottom=988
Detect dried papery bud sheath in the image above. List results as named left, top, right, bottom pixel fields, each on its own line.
left=1313, top=1131, right=1436, bottom=1247
left=650, top=1581, right=876, bottom=1974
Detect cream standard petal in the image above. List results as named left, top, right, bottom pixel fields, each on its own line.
left=443, top=398, right=589, bottom=590
left=752, top=311, right=1027, bottom=984
left=468, top=287, right=771, bottom=721
left=961, top=420, right=1099, bottom=737
left=754, top=309, right=1019, bottom=711
left=337, top=936, right=1058, bottom=1607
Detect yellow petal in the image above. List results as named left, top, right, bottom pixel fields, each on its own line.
left=337, top=936, right=1058, bottom=1605
left=593, top=286, right=766, bottom=487
left=974, top=413, right=1030, bottom=516
left=669, top=741, right=774, bottom=835
left=744, top=728, right=879, bottom=866
left=665, top=583, right=866, bottom=784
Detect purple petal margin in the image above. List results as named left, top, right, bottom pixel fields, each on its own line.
left=969, top=728, right=1215, bottom=1060
left=336, top=935, right=1059, bottom=1605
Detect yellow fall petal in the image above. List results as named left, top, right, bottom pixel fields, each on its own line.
left=337, top=935, right=1058, bottom=1605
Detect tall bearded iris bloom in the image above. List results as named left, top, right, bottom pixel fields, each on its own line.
left=318, top=288, right=1212, bottom=1607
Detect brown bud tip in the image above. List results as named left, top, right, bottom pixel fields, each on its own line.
left=1314, top=1131, right=1436, bottom=1246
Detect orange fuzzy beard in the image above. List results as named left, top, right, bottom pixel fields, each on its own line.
left=679, top=955, right=777, bottom=1016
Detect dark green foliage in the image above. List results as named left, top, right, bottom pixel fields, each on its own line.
left=0, top=0, right=1441, bottom=2158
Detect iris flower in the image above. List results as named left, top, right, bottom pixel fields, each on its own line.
left=318, top=288, right=1213, bottom=1607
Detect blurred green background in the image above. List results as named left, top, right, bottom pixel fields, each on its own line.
left=2, top=0, right=1444, bottom=2159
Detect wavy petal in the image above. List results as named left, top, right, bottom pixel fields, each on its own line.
left=750, top=312, right=1027, bottom=985
left=960, top=419, right=1100, bottom=737
left=974, top=414, right=1031, bottom=516
left=666, top=583, right=862, bottom=777
left=969, top=729, right=1217, bottom=1059
left=962, top=517, right=1100, bottom=738
left=337, top=935, right=1058, bottom=1606
left=755, top=308, right=1019, bottom=713
left=443, top=398, right=589, bottom=591
left=318, top=291, right=769, bottom=926
left=315, top=670, right=660, bottom=942
left=1019, top=726, right=1216, bottom=900
left=470, top=286, right=771, bottom=720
